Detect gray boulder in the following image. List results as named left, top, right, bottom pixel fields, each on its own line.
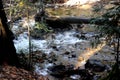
left=85, top=59, right=106, bottom=72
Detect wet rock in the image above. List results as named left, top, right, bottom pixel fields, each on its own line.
left=73, top=33, right=81, bottom=39
left=52, top=46, right=59, bottom=51
left=70, top=74, right=81, bottom=80
left=48, top=64, right=93, bottom=80
left=64, top=51, right=70, bottom=55
left=67, top=69, right=93, bottom=80
left=105, top=64, right=112, bottom=72
left=75, top=42, right=82, bottom=49
left=32, top=51, right=47, bottom=63
left=48, top=64, right=75, bottom=78
left=34, top=10, right=47, bottom=22
left=47, top=52, right=57, bottom=63
left=48, top=64, right=66, bottom=78
left=80, top=33, right=87, bottom=39
left=77, top=24, right=84, bottom=28
left=85, top=59, right=106, bottom=72
left=71, top=54, right=76, bottom=58
left=93, top=74, right=101, bottom=80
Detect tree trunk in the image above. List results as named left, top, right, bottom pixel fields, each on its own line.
left=0, top=0, right=20, bottom=67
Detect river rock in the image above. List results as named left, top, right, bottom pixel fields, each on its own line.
left=64, top=51, right=70, bottom=55
left=85, top=59, right=106, bottom=72
left=48, top=64, right=94, bottom=80
left=48, top=64, right=66, bottom=78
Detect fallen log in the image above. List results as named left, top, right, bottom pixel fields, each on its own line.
left=46, top=16, right=104, bottom=25
left=55, top=17, right=91, bottom=24
left=45, top=17, right=72, bottom=29
left=35, top=13, right=104, bottom=29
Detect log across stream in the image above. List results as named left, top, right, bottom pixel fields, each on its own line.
left=46, top=16, right=91, bottom=24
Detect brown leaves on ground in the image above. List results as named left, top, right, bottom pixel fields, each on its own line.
left=0, top=65, right=48, bottom=80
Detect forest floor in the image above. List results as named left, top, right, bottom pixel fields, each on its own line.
left=0, top=65, right=48, bottom=80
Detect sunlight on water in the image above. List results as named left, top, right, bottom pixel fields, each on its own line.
left=65, top=0, right=100, bottom=6
left=75, top=42, right=106, bottom=69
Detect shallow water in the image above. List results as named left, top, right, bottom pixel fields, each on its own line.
left=14, top=29, right=84, bottom=54
left=12, top=19, right=87, bottom=76
left=12, top=19, right=114, bottom=79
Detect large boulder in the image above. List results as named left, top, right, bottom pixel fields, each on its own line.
left=85, top=59, right=106, bottom=72
left=48, top=64, right=93, bottom=79
left=48, top=64, right=66, bottom=78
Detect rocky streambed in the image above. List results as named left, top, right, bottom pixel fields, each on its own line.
left=12, top=18, right=115, bottom=80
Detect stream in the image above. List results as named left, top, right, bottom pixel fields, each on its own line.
left=12, top=18, right=114, bottom=80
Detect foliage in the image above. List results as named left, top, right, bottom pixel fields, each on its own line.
left=35, top=22, right=52, bottom=32
left=4, top=0, right=37, bottom=22
left=91, top=3, right=120, bottom=43
left=92, top=2, right=104, bottom=13
left=92, top=2, right=120, bottom=80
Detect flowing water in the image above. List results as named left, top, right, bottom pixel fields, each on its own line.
left=12, top=19, right=86, bottom=76
left=12, top=18, right=114, bottom=79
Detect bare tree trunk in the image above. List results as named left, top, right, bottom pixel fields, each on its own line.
left=0, top=0, right=20, bottom=67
